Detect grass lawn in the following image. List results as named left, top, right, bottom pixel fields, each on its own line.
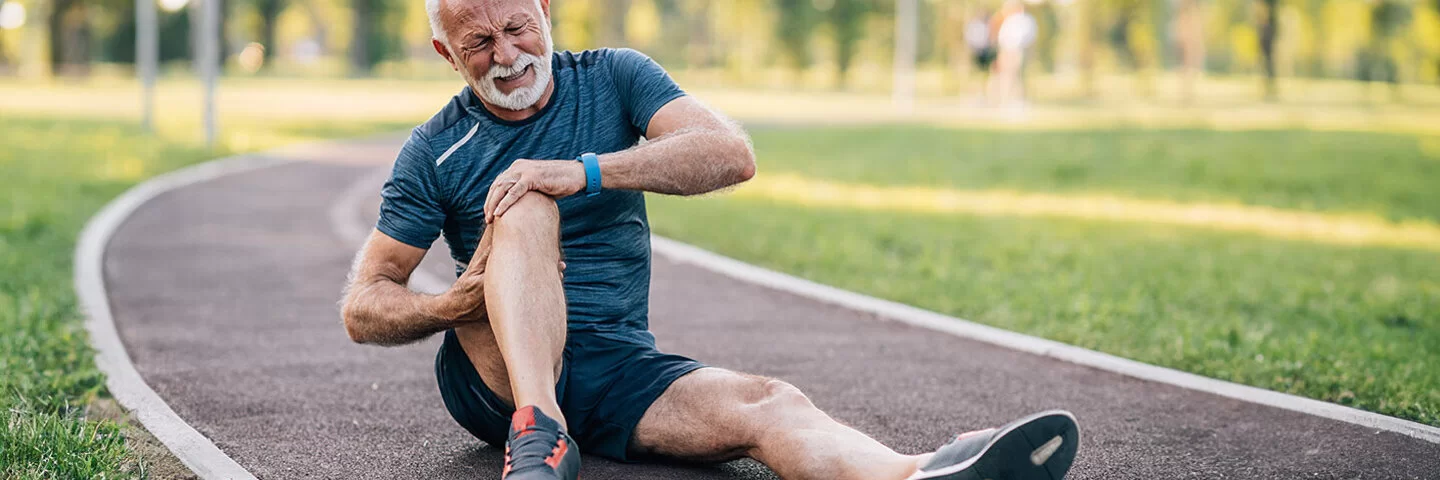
left=648, top=126, right=1440, bottom=426
left=0, top=113, right=410, bottom=478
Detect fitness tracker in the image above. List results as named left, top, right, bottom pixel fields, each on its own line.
left=577, top=152, right=602, bottom=197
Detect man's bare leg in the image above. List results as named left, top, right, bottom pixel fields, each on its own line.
left=460, top=191, right=567, bottom=426
left=631, top=368, right=925, bottom=480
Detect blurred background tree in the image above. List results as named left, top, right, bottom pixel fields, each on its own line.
left=4, top=0, right=1440, bottom=98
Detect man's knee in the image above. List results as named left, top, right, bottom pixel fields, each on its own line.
left=494, top=191, right=560, bottom=231
left=489, top=191, right=561, bottom=255
left=746, top=378, right=814, bottom=411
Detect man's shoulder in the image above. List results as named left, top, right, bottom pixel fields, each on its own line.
left=411, top=87, right=479, bottom=149
left=556, top=48, right=656, bottom=75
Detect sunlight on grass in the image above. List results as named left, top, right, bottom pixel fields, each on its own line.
left=7, top=77, right=1440, bottom=136
left=735, top=173, right=1440, bottom=252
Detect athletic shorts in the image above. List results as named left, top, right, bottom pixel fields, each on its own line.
left=435, top=328, right=705, bottom=462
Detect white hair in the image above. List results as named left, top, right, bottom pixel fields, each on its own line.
left=427, top=0, right=546, bottom=43
left=426, top=0, right=446, bottom=42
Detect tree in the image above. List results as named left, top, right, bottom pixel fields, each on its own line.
left=825, top=0, right=871, bottom=87
left=1359, top=0, right=1411, bottom=99
left=1108, top=0, right=1157, bottom=96
left=254, top=0, right=286, bottom=69
left=349, top=0, right=401, bottom=75
left=48, top=0, right=91, bottom=75
left=774, top=0, right=817, bottom=75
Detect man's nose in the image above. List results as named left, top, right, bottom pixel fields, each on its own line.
left=491, top=37, right=520, bottom=67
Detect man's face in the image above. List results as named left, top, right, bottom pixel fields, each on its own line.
left=436, top=0, right=553, bottom=111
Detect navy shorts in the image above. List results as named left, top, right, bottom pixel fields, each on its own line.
left=435, top=328, right=705, bottom=462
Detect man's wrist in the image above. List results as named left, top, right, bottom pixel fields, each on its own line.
left=577, top=152, right=602, bottom=197
left=422, top=291, right=462, bottom=324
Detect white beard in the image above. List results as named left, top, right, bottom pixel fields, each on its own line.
left=474, top=30, right=554, bottom=111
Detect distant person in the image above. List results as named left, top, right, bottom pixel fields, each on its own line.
left=339, top=0, right=1081, bottom=479
left=987, top=1, right=1037, bottom=107
left=965, top=14, right=996, bottom=86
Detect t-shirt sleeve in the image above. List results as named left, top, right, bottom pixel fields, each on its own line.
left=608, top=48, right=687, bottom=135
left=376, top=132, right=445, bottom=249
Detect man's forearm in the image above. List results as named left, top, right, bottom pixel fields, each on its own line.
left=341, top=278, right=468, bottom=346
left=599, top=126, right=756, bottom=196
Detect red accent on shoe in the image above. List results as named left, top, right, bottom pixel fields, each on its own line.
left=502, top=452, right=512, bottom=477
left=545, top=438, right=569, bottom=469
left=512, top=406, right=538, bottom=439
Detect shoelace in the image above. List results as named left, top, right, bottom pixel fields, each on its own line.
left=506, top=429, right=560, bottom=471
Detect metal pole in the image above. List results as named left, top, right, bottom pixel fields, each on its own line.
left=200, top=0, right=219, bottom=147
left=137, top=0, right=157, bottom=131
left=893, top=0, right=918, bottom=110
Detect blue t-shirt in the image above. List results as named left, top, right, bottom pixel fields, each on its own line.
left=376, top=48, right=686, bottom=333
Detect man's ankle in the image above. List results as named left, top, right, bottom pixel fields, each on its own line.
left=512, top=403, right=567, bottom=431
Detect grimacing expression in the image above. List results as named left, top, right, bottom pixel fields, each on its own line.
left=437, top=0, right=553, bottom=110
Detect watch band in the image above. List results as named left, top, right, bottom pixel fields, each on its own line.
left=578, top=152, right=602, bottom=197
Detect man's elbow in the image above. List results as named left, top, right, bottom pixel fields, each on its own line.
left=730, top=135, right=757, bottom=183
left=340, top=302, right=374, bottom=344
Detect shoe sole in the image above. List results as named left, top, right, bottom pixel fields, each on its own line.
left=909, top=410, right=1080, bottom=480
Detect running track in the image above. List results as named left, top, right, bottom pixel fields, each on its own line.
left=97, top=137, right=1440, bottom=479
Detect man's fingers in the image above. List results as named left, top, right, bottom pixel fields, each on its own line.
left=468, top=234, right=493, bottom=272
left=483, top=179, right=505, bottom=223
left=484, top=179, right=516, bottom=223
left=492, top=180, right=530, bottom=220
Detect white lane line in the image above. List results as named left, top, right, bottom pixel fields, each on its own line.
left=327, top=166, right=451, bottom=294
left=325, top=159, right=1440, bottom=445
left=646, top=236, right=1440, bottom=445
left=77, top=155, right=290, bottom=480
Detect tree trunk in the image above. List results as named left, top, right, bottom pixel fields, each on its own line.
left=257, top=0, right=285, bottom=69
left=350, top=0, right=373, bottom=76
left=830, top=0, right=865, bottom=89
left=1258, top=0, right=1279, bottom=101
left=0, top=24, right=9, bottom=71
left=48, top=0, right=90, bottom=75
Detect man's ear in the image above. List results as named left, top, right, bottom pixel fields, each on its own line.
left=433, top=38, right=459, bottom=71
left=539, top=0, right=550, bottom=19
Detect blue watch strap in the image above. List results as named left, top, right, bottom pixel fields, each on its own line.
left=578, top=153, right=602, bottom=197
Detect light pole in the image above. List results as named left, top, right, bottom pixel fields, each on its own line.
left=199, top=0, right=219, bottom=147
left=136, top=0, right=157, bottom=131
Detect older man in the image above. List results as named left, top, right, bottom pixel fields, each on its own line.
left=339, top=0, right=1080, bottom=479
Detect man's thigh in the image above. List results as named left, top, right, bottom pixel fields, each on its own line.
left=629, top=367, right=809, bottom=462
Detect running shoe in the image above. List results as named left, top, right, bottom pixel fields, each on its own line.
left=906, top=410, right=1080, bottom=480
left=502, top=406, right=580, bottom=480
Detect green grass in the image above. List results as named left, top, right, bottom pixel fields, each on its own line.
left=742, top=126, right=1440, bottom=223
left=649, top=126, right=1440, bottom=426
left=0, top=115, right=408, bottom=479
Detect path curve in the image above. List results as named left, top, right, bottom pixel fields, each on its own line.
left=87, top=138, right=1440, bottom=479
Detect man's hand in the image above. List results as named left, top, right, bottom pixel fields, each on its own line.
left=432, top=228, right=494, bottom=323
left=485, top=159, right=586, bottom=223
left=428, top=228, right=567, bottom=323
